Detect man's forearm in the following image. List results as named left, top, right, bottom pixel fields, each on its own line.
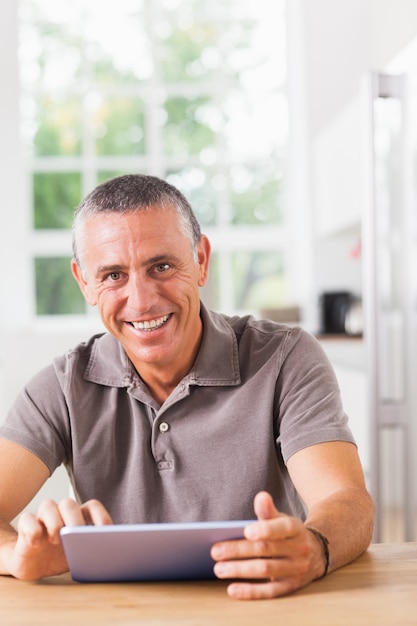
left=0, top=518, right=18, bottom=575
left=304, top=487, right=374, bottom=575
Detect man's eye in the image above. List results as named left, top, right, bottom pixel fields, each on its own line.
left=155, top=263, right=171, bottom=273
left=108, top=272, right=121, bottom=281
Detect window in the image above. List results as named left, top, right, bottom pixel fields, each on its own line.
left=19, top=0, right=288, bottom=317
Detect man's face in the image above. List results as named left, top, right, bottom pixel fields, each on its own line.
left=72, top=208, right=210, bottom=385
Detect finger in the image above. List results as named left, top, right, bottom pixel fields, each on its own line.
left=246, top=491, right=306, bottom=542
left=212, top=533, right=295, bottom=562
left=213, top=517, right=306, bottom=565
left=16, top=511, right=46, bottom=547
left=214, top=553, right=305, bottom=600
left=58, top=498, right=90, bottom=526
left=226, top=578, right=297, bottom=601
left=80, top=499, right=113, bottom=526
left=245, top=515, right=301, bottom=542
left=36, top=499, right=68, bottom=545
left=214, top=555, right=292, bottom=581
left=58, top=498, right=113, bottom=527
left=242, top=492, right=294, bottom=542
left=253, top=491, right=281, bottom=521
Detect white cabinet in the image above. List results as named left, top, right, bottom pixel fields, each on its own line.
left=313, top=97, right=362, bottom=238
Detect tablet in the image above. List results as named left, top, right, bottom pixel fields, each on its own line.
left=60, top=520, right=253, bottom=583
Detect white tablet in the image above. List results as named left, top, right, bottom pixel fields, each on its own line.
left=60, top=520, right=253, bottom=582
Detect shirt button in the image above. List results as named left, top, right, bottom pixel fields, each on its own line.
left=159, top=422, right=169, bottom=433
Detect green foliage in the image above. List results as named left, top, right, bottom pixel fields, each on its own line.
left=24, top=0, right=285, bottom=315
left=94, top=98, right=146, bottom=156
left=159, top=21, right=220, bottom=83
left=33, top=96, right=82, bottom=156
left=163, top=96, right=217, bottom=156
left=232, top=251, right=285, bottom=309
left=166, top=167, right=217, bottom=226
left=34, top=257, right=86, bottom=315
left=230, top=162, right=283, bottom=225
left=33, top=172, right=81, bottom=229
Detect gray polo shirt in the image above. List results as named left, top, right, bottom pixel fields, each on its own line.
left=0, top=303, right=354, bottom=523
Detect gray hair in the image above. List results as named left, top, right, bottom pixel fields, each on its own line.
left=72, top=174, right=202, bottom=268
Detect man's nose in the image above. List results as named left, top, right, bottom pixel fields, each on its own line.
left=125, top=274, right=155, bottom=311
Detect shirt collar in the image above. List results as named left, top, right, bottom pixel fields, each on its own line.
left=84, top=333, right=133, bottom=387
left=189, top=302, right=241, bottom=386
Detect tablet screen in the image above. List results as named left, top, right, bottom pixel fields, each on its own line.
left=60, top=520, right=253, bottom=582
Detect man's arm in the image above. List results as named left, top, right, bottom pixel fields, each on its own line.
left=211, top=441, right=374, bottom=600
left=0, top=438, right=112, bottom=580
left=0, top=438, right=51, bottom=524
left=288, top=440, right=374, bottom=573
left=0, top=437, right=51, bottom=576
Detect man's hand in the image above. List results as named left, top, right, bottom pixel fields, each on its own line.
left=2, top=498, right=112, bottom=581
left=211, top=491, right=326, bottom=600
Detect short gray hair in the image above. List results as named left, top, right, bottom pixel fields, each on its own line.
left=72, top=174, right=202, bottom=268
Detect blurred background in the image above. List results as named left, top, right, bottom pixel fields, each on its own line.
left=1, top=0, right=416, bottom=541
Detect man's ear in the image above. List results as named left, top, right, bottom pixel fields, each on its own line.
left=197, top=235, right=211, bottom=287
left=71, top=259, right=97, bottom=306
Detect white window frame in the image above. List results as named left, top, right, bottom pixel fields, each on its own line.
left=2, top=0, right=312, bottom=333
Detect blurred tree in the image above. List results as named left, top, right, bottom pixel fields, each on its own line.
left=35, top=257, right=86, bottom=315
left=22, top=0, right=286, bottom=316
left=34, top=172, right=81, bottom=229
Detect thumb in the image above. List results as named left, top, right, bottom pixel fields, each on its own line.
left=253, top=491, right=281, bottom=521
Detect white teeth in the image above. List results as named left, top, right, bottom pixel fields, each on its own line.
left=131, top=314, right=170, bottom=331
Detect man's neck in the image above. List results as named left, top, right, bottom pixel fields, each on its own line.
left=134, top=365, right=188, bottom=405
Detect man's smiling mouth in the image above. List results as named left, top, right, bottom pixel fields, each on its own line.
left=129, top=314, right=171, bottom=332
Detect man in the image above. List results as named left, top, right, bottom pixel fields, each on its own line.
left=0, top=174, right=373, bottom=600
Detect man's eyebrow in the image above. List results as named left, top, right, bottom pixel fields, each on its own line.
left=147, top=254, right=180, bottom=264
left=95, top=264, right=125, bottom=278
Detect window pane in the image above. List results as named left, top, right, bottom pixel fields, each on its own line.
left=34, top=257, right=86, bottom=315
left=19, top=2, right=86, bottom=91
left=21, top=0, right=288, bottom=318
left=166, top=167, right=218, bottom=226
left=33, top=172, right=81, bottom=229
left=81, top=2, right=150, bottom=85
left=224, top=92, right=288, bottom=162
left=93, top=97, right=146, bottom=156
left=163, top=96, right=217, bottom=156
left=97, top=170, right=137, bottom=185
left=32, top=96, right=82, bottom=157
left=158, top=12, right=220, bottom=83
left=232, top=251, right=285, bottom=310
left=230, top=162, right=283, bottom=225
left=19, top=0, right=150, bottom=89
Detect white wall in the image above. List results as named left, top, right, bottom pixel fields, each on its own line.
left=287, top=0, right=417, bottom=305
left=0, top=3, right=104, bottom=418
left=0, top=1, right=32, bottom=337
left=299, top=0, right=417, bottom=135
left=294, top=0, right=417, bottom=539
left=367, top=0, right=417, bottom=68
left=0, top=4, right=105, bottom=512
left=0, top=2, right=32, bottom=418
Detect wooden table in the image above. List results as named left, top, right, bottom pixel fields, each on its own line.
left=0, top=543, right=416, bottom=625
